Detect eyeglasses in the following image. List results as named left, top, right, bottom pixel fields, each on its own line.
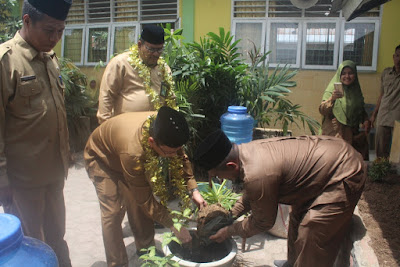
left=158, top=144, right=179, bottom=156
left=144, top=43, right=164, bottom=54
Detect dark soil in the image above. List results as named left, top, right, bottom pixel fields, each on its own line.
left=168, top=230, right=232, bottom=263
left=357, top=172, right=400, bottom=267
left=196, top=204, right=231, bottom=246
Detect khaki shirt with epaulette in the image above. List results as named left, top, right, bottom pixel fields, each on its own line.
left=0, top=32, right=69, bottom=188
left=377, top=67, right=400, bottom=127
left=84, top=111, right=198, bottom=228
left=97, top=51, right=173, bottom=124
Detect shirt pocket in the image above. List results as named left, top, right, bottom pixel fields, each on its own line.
left=16, top=79, right=44, bottom=112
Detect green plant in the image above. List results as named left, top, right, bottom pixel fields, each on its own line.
left=138, top=209, right=192, bottom=267
left=60, top=58, right=96, bottom=151
left=368, top=157, right=391, bottom=182
left=199, top=180, right=241, bottom=210
left=239, top=44, right=320, bottom=135
left=0, top=0, right=21, bottom=43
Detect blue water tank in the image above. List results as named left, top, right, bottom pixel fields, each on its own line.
left=220, top=106, right=254, bottom=144
left=0, top=213, right=58, bottom=266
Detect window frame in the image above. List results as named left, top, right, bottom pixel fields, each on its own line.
left=62, top=0, right=179, bottom=66
left=301, top=19, right=340, bottom=70
left=231, top=20, right=266, bottom=65
left=231, top=0, right=382, bottom=71
left=61, top=26, right=86, bottom=66
left=266, top=19, right=302, bottom=69
left=339, top=19, right=380, bottom=71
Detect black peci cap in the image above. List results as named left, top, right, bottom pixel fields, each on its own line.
left=28, top=0, right=72, bottom=21
left=153, top=106, right=189, bottom=148
left=141, top=25, right=165, bottom=45
left=194, top=130, right=232, bottom=171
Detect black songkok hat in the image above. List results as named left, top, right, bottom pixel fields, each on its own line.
left=28, top=0, right=72, bottom=21
left=141, top=25, right=165, bottom=44
left=194, top=130, right=232, bottom=171
left=153, top=106, right=189, bottom=148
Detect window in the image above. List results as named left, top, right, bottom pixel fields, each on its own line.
left=231, top=0, right=381, bottom=70
left=62, top=0, right=178, bottom=66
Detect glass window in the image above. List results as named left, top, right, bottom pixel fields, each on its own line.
left=63, top=0, right=178, bottom=66
left=63, top=29, right=83, bottom=63
left=269, top=23, right=299, bottom=65
left=234, top=22, right=263, bottom=64
left=305, top=23, right=336, bottom=66
left=342, top=23, right=375, bottom=67
left=113, top=26, right=137, bottom=55
left=87, top=28, right=109, bottom=63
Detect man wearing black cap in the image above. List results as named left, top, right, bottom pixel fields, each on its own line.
left=0, top=0, right=72, bottom=266
left=84, top=107, right=206, bottom=267
left=97, top=24, right=172, bottom=124
left=194, top=130, right=366, bottom=267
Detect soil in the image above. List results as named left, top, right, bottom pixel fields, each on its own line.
left=196, top=204, right=231, bottom=246
left=357, top=171, right=400, bottom=267
left=168, top=230, right=232, bottom=263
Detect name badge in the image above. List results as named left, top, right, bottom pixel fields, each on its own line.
left=20, top=75, right=36, bottom=82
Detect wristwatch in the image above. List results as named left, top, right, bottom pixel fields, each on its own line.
left=189, top=187, right=199, bottom=196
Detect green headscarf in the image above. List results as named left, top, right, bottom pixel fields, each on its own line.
left=322, top=60, right=365, bottom=127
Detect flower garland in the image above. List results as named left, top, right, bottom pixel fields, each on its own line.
left=141, top=114, right=191, bottom=212
left=127, top=44, right=176, bottom=110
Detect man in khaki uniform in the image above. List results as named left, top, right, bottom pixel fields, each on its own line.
left=84, top=106, right=206, bottom=267
left=370, top=44, right=400, bottom=158
left=0, top=0, right=71, bottom=266
left=97, top=25, right=171, bottom=124
left=194, top=130, right=366, bottom=267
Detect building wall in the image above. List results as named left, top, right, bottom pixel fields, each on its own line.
left=52, top=0, right=398, bottom=136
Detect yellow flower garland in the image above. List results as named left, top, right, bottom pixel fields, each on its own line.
left=127, top=44, right=176, bottom=110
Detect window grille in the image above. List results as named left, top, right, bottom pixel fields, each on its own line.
left=114, top=0, right=139, bottom=22
left=268, top=0, right=301, bottom=18
left=141, top=0, right=178, bottom=21
left=88, top=0, right=111, bottom=23
left=233, top=0, right=267, bottom=18
left=66, top=0, right=85, bottom=24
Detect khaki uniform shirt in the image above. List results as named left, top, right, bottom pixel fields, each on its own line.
left=0, top=32, right=69, bottom=188
left=84, top=112, right=197, bottom=228
left=97, top=51, right=172, bottom=124
left=229, top=135, right=365, bottom=238
left=377, top=67, right=400, bottom=127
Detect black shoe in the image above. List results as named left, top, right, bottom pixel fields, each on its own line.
left=274, top=260, right=290, bottom=267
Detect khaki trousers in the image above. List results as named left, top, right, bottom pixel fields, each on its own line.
left=90, top=175, right=155, bottom=267
left=287, top=193, right=361, bottom=267
left=375, top=125, right=393, bottom=158
left=5, top=179, right=71, bottom=267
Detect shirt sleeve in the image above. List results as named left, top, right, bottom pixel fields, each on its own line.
left=120, top=153, right=174, bottom=228
left=228, top=175, right=279, bottom=238
left=319, top=98, right=335, bottom=116
left=97, top=58, right=124, bottom=124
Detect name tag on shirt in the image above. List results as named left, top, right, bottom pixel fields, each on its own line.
left=20, top=75, right=36, bottom=82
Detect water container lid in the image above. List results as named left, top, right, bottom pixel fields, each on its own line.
left=227, top=106, right=247, bottom=114
left=0, top=214, right=23, bottom=255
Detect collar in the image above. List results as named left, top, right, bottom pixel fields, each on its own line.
left=14, top=31, right=56, bottom=61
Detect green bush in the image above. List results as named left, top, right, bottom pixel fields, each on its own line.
left=368, top=157, right=391, bottom=182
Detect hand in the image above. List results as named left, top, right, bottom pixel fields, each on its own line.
left=171, top=226, right=192, bottom=245
left=0, top=185, right=12, bottom=207
left=370, top=114, right=376, bottom=128
left=191, top=190, right=207, bottom=209
left=363, top=120, right=371, bottom=134
left=209, top=226, right=230, bottom=243
left=331, top=89, right=343, bottom=101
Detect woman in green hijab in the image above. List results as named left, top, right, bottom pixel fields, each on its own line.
left=319, top=60, right=371, bottom=159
